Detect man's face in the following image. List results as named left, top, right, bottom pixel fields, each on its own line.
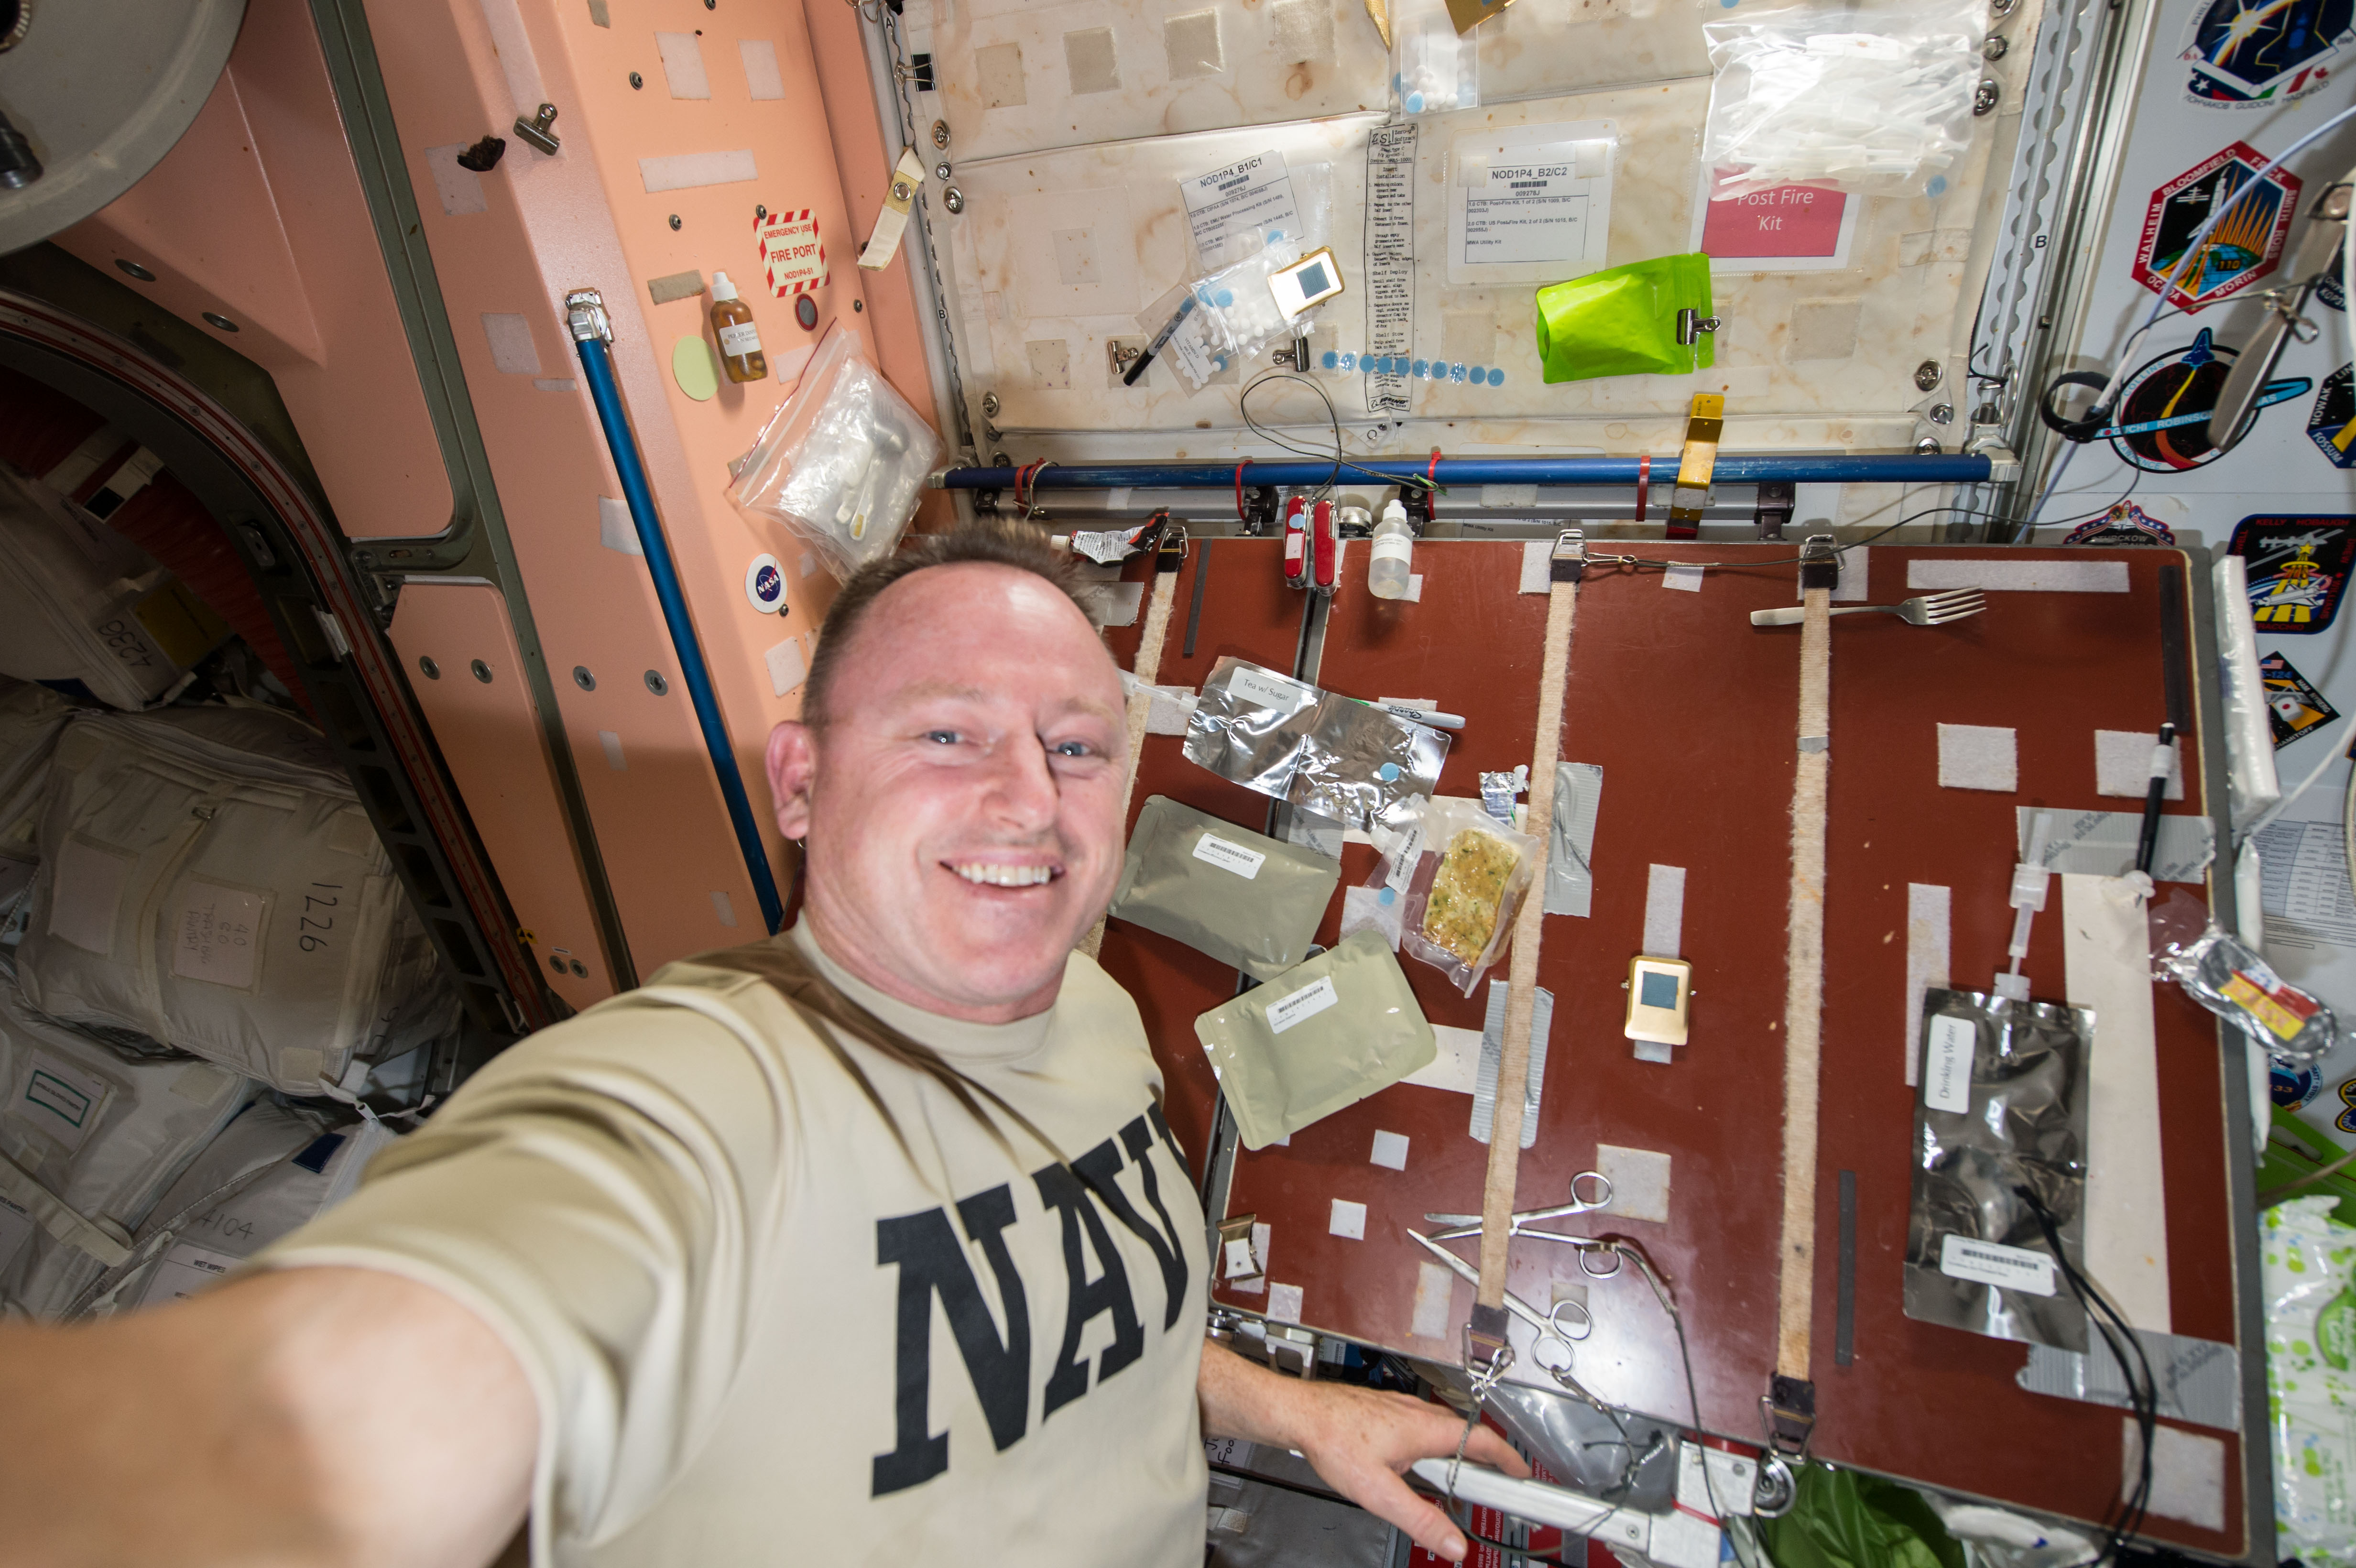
left=766, top=563, right=1128, bottom=1023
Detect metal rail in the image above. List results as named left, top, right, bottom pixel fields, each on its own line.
left=935, top=454, right=1993, bottom=490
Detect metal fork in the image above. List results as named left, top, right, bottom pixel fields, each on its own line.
left=1749, top=589, right=1987, bottom=628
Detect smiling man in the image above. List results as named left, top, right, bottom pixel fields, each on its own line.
left=0, top=521, right=1521, bottom=1567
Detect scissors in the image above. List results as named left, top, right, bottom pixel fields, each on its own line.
left=1422, top=1169, right=1614, bottom=1241
left=1406, top=1229, right=1594, bottom=1378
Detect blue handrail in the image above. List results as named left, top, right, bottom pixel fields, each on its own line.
left=936, top=453, right=1993, bottom=490
left=566, top=290, right=785, bottom=934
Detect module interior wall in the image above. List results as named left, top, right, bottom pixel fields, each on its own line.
left=909, top=0, right=2040, bottom=451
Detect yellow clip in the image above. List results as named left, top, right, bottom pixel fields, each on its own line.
left=1666, top=394, right=1725, bottom=537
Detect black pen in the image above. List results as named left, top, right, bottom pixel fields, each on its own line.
left=2133, top=721, right=2176, bottom=875
left=1121, top=294, right=1198, bottom=388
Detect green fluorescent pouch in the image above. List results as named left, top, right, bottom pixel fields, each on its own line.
left=1533, top=252, right=1715, bottom=385
left=1193, top=929, right=1436, bottom=1150
left=1108, top=795, right=1341, bottom=980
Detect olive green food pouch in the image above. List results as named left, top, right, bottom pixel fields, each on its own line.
left=1533, top=252, right=1715, bottom=385
left=1109, top=796, right=1340, bottom=980
left=1193, top=929, right=1436, bottom=1150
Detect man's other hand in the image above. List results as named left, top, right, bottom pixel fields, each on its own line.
left=1197, top=1339, right=1531, bottom=1563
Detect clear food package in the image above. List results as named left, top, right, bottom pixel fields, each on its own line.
left=726, top=332, right=941, bottom=579
left=1371, top=795, right=1540, bottom=997
left=1701, top=0, right=1985, bottom=199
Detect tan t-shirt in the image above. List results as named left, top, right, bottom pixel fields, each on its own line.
left=262, top=924, right=1210, bottom=1565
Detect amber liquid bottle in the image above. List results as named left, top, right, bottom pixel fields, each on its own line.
left=709, top=271, right=767, bottom=382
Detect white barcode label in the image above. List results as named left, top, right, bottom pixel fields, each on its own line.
left=1192, top=833, right=1266, bottom=879
left=1384, top=819, right=1426, bottom=894
left=1939, top=1233, right=2056, bottom=1297
left=1228, top=665, right=1311, bottom=714
left=139, top=1241, right=245, bottom=1308
left=1923, top=1014, right=1975, bottom=1114
left=1267, top=974, right=1339, bottom=1034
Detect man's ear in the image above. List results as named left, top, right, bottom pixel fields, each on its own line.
left=767, top=719, right=818, bottom=840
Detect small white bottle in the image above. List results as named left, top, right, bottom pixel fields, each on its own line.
left=1368, top=499, right=1415, bottom=599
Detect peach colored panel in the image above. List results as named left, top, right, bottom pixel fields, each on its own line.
left=367, top=0, right=780, bottom=970
left=55, top=0, right=455, bottom=543
left=385, top=578, right=616, bottom=1009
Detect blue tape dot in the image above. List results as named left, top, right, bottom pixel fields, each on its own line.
left=1487, top=367, right=1505, bottom=386
left=1340, top=351, right=1357, bottom=370
left=1212, top=354, right=1229, bottom=370
left=1412, top=359, right=1429, bottom=377
left=1322, top=350, right=1339, bottom=369
left=1268, top=228, right=1286, bottom=242
left=1215, top=289, right=1235, bottom=307
left=1405, top=90, right=1426, bottom=112
left=1925, top=175, right=1949, bottom=199
left=1469, top=365, right=1485, bottom=381
left=1378, top=886, right=1396, bottom=906
left=1378, top=763, right=1400, bottom=782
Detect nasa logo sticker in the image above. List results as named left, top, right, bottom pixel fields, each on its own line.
left=2181, top=0, right=2354, bottom=107
left=744, top=553, right=786, bottom=614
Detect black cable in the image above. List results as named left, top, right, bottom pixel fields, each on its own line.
left=2016, top=1186, right=2155, bottom=1564
left=1239, top=368, right=1441, bottom=501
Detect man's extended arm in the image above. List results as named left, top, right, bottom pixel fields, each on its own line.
left=0, top=1266, right=535, bottom=1568
left=1197, top=1338, right=1529, bottom=1563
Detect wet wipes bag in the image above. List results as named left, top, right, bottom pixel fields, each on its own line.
left=1108, top=796, right=1340, bottom=981
left=1194, top=930, right=1435, bottom=1150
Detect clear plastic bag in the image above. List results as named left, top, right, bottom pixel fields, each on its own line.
left=2150, top=890, right=2340, bottom=1066
left=1167, top=244, right=1316, bottom=391
left=1702, top=0, right=1984, bottom=199
left=1390, top=0, right=1477, bottom=115
left=726, top=332, right=941, bottom=579
left=1183, top=658, right=1448, bottom=828
left=1374, top=795, right=1540, bottom=996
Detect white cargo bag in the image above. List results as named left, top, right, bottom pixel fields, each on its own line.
left=0, top=678, right=74, bottom=873
left=0, top=980, right=252, bottom=1318
left=96, top=1101, right=395, bottom=1315
left=0, top=466, right=226, bottom=711
left=19, top=708, right=457, bottom=1095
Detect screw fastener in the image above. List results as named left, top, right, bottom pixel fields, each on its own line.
left=1914, top=359, right=1942, bottom=392
left=1973, top=78, right=2000, bottom=115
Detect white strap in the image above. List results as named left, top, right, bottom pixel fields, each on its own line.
left=1773, top=585, right=1833, bottom=1378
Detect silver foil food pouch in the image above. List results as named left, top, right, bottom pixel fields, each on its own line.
left=1194, top=929, right=1437, bottom=1150
left=1903, top=987, right=2091, bottom=1353
left=1108, top=796, right=1340, bottom=980
left=1183, top=657, right=1448, bottom=829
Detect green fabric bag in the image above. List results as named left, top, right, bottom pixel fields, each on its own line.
left=1755, top=1465, right=1967, bottom=1568
left=1108, top=795, right=1340, bottom=981
left=1533, top=252, right=1715, bottom=385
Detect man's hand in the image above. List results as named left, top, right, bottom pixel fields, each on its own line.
left=1198, top=1339, right=1530, bottom=1562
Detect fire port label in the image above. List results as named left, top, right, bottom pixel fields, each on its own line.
left=758, top=208, right=828, bottom=296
